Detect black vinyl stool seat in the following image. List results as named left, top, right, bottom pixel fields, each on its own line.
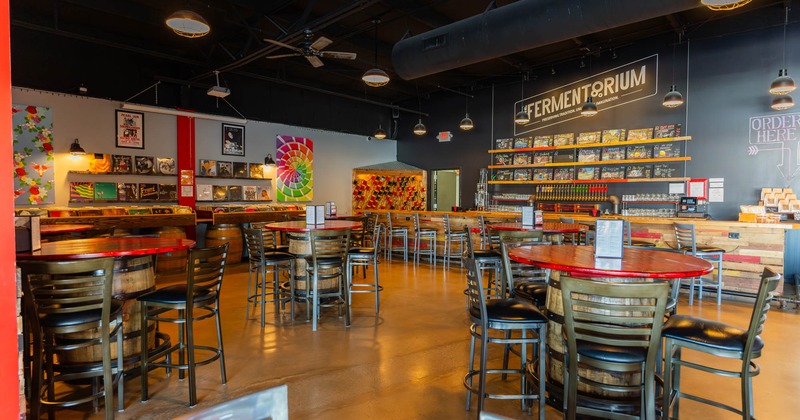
left=18, top=257, right=124, bottom=420
left=463, top=259, right=547, bottom=419
left=243, top=228, right=295, bottom=327
left=662, top=267, right=780, bottom=419
left=560, top=277, right=670, bottom=420
left=513, top=282, right=548, bottom=308
left=138, top=244, right=229, bottom=407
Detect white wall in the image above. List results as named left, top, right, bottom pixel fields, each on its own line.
left=12, top=87, right=397, bottom=213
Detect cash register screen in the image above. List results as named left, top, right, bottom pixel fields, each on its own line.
left=680, top=197, right=698, bottom=206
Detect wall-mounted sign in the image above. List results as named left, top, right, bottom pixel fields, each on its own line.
left=514, top=55, right=659, bottom=136
left=748, top=111, right=800, bottom=181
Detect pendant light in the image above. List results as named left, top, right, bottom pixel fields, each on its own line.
left=581, top=97, right=598, bottom=116
left=701, top=0, right=752, bottom=11
left=69, top=138, right=86, bottom=155
left=373, top=124, right=388, bottom=139
left=362, top=20, right=390, bottom=87
left=165, top=10, right=210, bottom=38
left=413, top=119, right=427, bottom=135
left=460, top=93, right=474, bottom=130
left=514, top=73, right=530, bottom=125
left=663, top=32, right=685, bottom=108
left=771, top=95, right=795, bottom=111
left=770, top=6, right=796, bottom=95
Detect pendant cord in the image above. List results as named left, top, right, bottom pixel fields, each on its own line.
left=783, top=6, right=789, bottom=68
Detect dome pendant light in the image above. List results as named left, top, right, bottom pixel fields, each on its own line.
left=460, top=94, right=474, bottom=130
left=413, top=119, right=427, bottom=135
left=702, top=0, right=752, bottom=11
left=362, top=19, right=390, bottom=87
left=581, top=97, right=598, bottom=116
left=166, top=10, right=210, bottom=38
left=770, top=6, right=796, bottom=96
left=514, top=73, right=529, bottom=125
left=373, top=124, right=388, bottom=139
left=663, top=86, right=685, bottom=108
left=771, top=95, right=795, bottom=111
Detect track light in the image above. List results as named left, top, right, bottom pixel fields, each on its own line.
left=581, top=97, right=598, bottom=116
left=373, top=125, right=387, bottom=139
left=69, top=138, right=86, bottom=155
left=663, top=85, right=684, bottom=108
left=413, top=119, right=427, bottom=135
left=165, top=10, right=210, bottom=38
left=771, top=95, right=795, bottom=111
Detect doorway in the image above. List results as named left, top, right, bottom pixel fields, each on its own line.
left=432, top=169, right=460, bottom=211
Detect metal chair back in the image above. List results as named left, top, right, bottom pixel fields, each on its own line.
left=673, top=222, right=697, bottom=254
left=745, top=267, right=781, bottom=356
left=187, top=243, right=229, bottom=304
left=250, top=221, right=281, bottom=249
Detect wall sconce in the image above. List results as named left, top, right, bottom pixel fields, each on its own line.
left=263, top=154, right=276, bottom=167
left=69, top=138, right=86, bottom=155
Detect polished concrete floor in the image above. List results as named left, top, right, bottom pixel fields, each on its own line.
left=52, top=257, right=800, bottom=419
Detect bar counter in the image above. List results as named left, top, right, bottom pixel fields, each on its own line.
left=372, top=209, right=796, bottom=296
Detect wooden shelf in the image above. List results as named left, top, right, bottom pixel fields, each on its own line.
left=196, top=200, right=273, bottom=203
left=196, top=175, right=272, bottom=181
left=68, top=171, right=176, bottom=177
left=488, top=177, right=690, bottom=185
left=487, top=136, right=691, bottom=153
left=489, top=156, right=690, bottom=169
left=68, top=200, right=178, bottom=204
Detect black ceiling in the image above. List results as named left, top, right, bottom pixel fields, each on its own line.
left=9, top=0, right=789, bottom=122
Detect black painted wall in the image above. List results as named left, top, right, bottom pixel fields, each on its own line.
left=397, top=7, right=799, bottom=221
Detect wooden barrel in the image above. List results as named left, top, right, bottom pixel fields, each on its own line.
left=155, top=226, right=188, bottom=274
left=206, top=224, right=243, bottom=264
left=287, top=232, right=340, bottom=292
left=544, top=272, right=651, bottom=403
left=57, top=255, right=156, bottom=363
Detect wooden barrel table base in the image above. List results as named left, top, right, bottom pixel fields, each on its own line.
left=206, top=224, right=243, bottom=264
left=154, top=226, right=188, bottom=274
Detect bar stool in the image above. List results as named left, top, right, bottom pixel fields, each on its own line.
left=139, top=244, right=229, bottom=407
left=674, top=222, right=726, bottom=305
left=412, top=213, right=437, bottom=266
left=478, top=215, right=500, bottom=250
left=347, top=223, right=384, bottom=313
left=464, top=227, right=502, bottom=298
left=442, top=214, right=467, bottom=268
left=384, top=212, right=408, bottom=262
left=243, top=228, right=295, bottom=327
left=623, top=220, right=655, bottom=247
left=662, top=268, right=780, bottom=419
left=305, top=229, right=351, bottom=330
left=463, top=258, right=547, bottom=418
left=497, top=230, right=549, bottom=307
left=249, top=221, right=290, bottom=253
left=559, top=217, right=578, bottom=244
left=18, top=257, right=123, bottom=420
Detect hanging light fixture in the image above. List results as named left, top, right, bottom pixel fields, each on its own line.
left=165, top=10, right=210, bottom=38
left=373, top=124, right=388, bottom=139
left=701, top=0, right=752, bottom=11
left=413, top=119, right=427, bottom=135
left=514, top=73, right=530, bottom=125
left=771, top=95, right=795, bottom=111
left=663, top=32, right=685, bottom=108
left=263, top=154, right=276, bottom=167
left=362, top=19, right=390, bottom=87
left=581, top=97, right=598, bottom=116
left=69, top=138, right=86, bottom=155
left=460, top=93, right=474, bottom=130
left=770, top=6, right=796, bottom=95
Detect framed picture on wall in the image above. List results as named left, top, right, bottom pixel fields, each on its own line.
left=222, top=123, right=245, bottom=156
left=116, top=110, right=144, bottom=149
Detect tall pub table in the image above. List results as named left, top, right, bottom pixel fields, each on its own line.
left=488, top=222, right=589, bottom=244
left=507, top=244, right=712, bottom=413
left=17, top=237, right=196, bottom=368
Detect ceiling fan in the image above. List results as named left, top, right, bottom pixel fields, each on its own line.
left=264, top=30, right=357, bottom=68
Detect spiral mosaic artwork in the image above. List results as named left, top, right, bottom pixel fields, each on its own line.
left=276, top=135, right=313, bottom=201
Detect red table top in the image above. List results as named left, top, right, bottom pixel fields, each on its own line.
left=325, top=214, right=364, bottom=220
left=508, top=245, right=713, bottom=279
left=489, top=222, right=589, bottom=234
left=17, top=237, right=196, bottom=260
left=265, top=220, right=363, bottom=232
left=40, top=224, right=95, bottom=235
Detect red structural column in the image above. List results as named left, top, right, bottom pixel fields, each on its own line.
left=176, top=115, right=196, bottom=240
left=2, top=0, right=22, bottom=416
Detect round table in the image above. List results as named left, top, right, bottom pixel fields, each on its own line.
left=507, top=244, right=712, bottom=411
left=18, top=237, right=196, bottom=362
left=488, top=222, right=589, bottom=244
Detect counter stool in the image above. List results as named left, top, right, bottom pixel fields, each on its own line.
left=249, top=222, right=290, bottom=253
left=498, top=230, right=549, bottom=308
left=623, top=220, right=655, bottom=247
left=442, top=214, right=467, bottom=268
left=243, top=228, right=295, bottom=327
left=347, top=223, right=384, bottom=314
left=561, top=277, right=670, bottom=420
left=139, top=244, right=229, bottom=407
left=18, top=257, right=124, bottom=420
left=478, top=215, right=500, bottom=250
left=464, top=227, right=502, bottom=298
left=559, top=217, right=578, bottom=244
left=662, top=267, right=780, bottom=419
left=412, top=213, right=437, bottom=266
left=385, top=212, right=408, bottom=262
left=463, top=258, right=547, bottom=418
left=674, top=222, right=726, bottom=305
left=304, top=229, right=351, bottom=331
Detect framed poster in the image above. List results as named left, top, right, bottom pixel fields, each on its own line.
left=222, top=123, right=245, bottom=156
left=116, top=110, right=144, bottom=149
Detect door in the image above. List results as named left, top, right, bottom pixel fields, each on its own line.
left=432, top=169, right=460, bottom=211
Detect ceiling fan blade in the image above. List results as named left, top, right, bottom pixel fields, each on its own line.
left=306, top=55, right=324, bottom=68
left=309, top=36, right=333, bottom=51
left=319, top=51, right=357, bottom=60
left=263, top=38, right=302, bottom=53
left=266, top=53, right=302, bottom=59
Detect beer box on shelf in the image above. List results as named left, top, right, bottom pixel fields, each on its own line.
left=514, top=137, right=532, bottom=149
left=576, top=131, right=602, bottom=145
left=532, top=168, right=553, bottom=181
left=577, top=167, right=599, bottom=180
left=513, top=169, right=532, bottom=181
left=553, top=133, right=575, bottom=146
left=577, top=149, right=600, bottom=163
left=654, top=124, right=682, bottom=138
left=601, top=146, right=625, bottom=161
left=625, top=165, right=652, bottom=179
left=601, top=166, right=626, bottom=180
left=626, top=145, right=652, bottom=159
left=553, top=168, right=574, bottom=181
left=553, top=150, right=575, bottom=163
left=627, top=128, right=654, bottom=140
left=601, top=129, right=627, bottom=143
left=495, top=138, right=514, bottom=149
left=514, top=153, right=532, bottom=165
left=533, top=151, right=553, bottom=164
left=494, top=153, right=513, bottom=165
left=494, top=169, right=515, bottom=181
left=653, top=143, right=680, bottom=158
left=532, top=135, right=553, bottom=147
left=653, top=164, right=680, bottom=178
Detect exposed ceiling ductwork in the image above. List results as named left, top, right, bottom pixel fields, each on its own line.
left=391, top=0, right=701, bottom=80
